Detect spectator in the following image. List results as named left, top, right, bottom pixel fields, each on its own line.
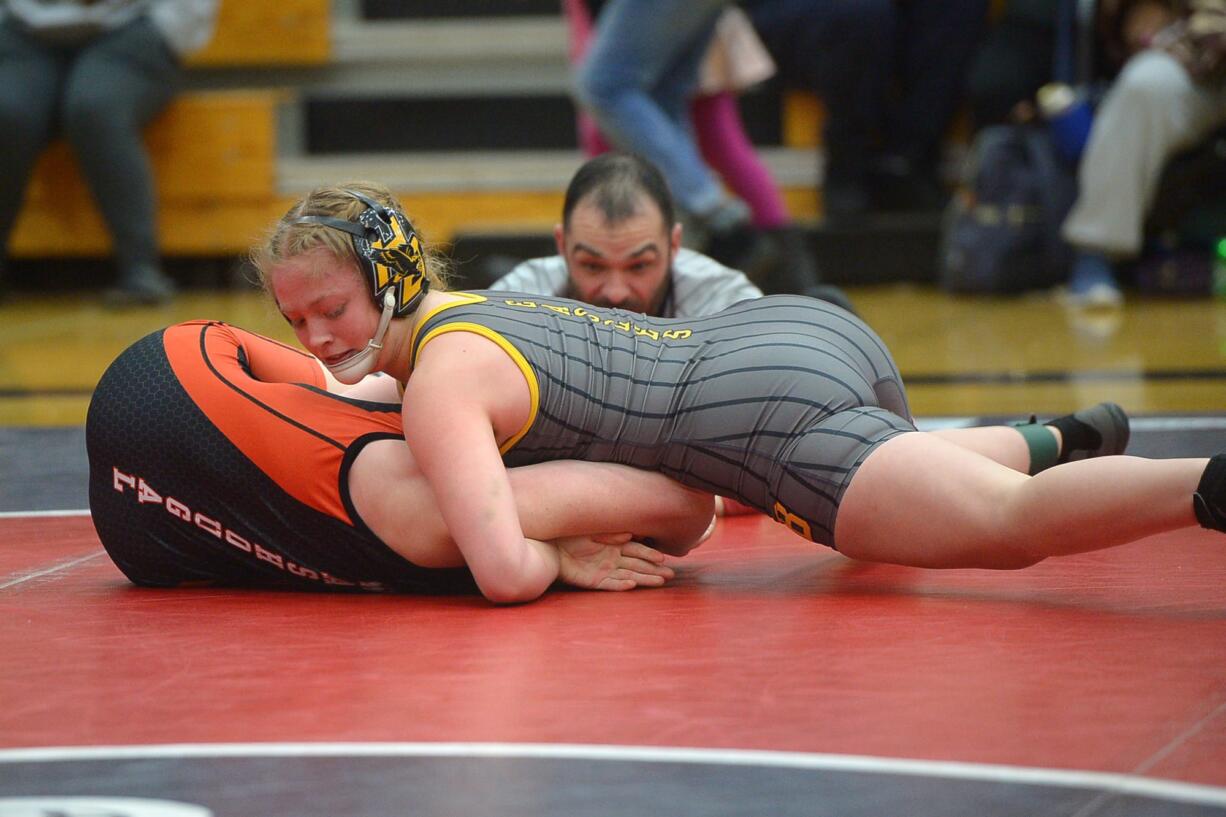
left=1060, top=0, right=1226, bottom=307
left=489, top=152, right=856, bottom=319
left=0, top=0, right=218, bottom=304
left=566, top=0, right=826, bottom=297
left=745, top=0, right=990, bottom=221
left=572, top=0, right=779, bottom=277
left=965, top=0, right=1063, bottom=128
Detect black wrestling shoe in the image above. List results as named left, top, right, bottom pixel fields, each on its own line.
left=103, top=266, right=177, bottom=307
left=1193, top=453, right=1226, bottom=533
left=805, top=284, right=859, bottom=317
left=1050, top=401, right=1130, bottom=462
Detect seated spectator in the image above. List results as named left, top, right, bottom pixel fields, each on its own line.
left=744, top=0, right=990, bottom=222
left=1060, top=0, right=1226, bottom=307
left=0, top=0, right=218, bottom=304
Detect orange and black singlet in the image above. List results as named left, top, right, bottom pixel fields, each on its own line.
left=86, top=321, right=476, bottom=594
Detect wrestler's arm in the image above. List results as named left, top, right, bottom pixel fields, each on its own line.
left=226, top=327, right=403, bottom=402
left=328, top=372, right=401, bottom=402
left=227, top=324, right=711, bottom=572
left=305, top=356, right=404, bottom=402
left=399, top=332, right=708, bottom=603
left=406, top=382, right=563, bottom=602
left=350, top=443, right=715, bottom=565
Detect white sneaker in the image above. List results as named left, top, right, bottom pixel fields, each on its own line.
left=1056, top=281, right=1124, bottom=309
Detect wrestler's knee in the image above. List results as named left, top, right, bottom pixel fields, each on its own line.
left=834, top=432, right=1047, bottom=569
left=664, top=488, right=719, bottom=556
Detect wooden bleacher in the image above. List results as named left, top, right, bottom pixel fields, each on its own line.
left=8, top=0, right=328, bottom=259
left=188, top=0, right=330, bottom=67
left=9, top=2, right=833, bottom=264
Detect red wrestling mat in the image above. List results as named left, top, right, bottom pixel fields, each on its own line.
left=2, top=513, right=1224, bottom=789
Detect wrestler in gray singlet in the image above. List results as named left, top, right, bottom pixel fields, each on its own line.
left=411, top=293, right=915, bottom=547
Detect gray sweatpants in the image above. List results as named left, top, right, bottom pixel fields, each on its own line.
left=1062, top=49, right=1226, bottom=258
left=0, top=16, right=181, bottom=273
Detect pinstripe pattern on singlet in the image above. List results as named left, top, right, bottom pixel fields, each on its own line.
left=410, top=292, right=913, bottom=544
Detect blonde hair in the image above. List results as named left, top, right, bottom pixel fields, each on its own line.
left=251, top=181, right=452, bottom=297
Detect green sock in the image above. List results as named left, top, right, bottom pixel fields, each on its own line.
left=1011, top=419, right=1059, bottom=475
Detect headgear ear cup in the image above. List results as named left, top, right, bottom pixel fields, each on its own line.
left=293, top=189, right=431, bottom=316
left=290, top=190, right=432, bottom=383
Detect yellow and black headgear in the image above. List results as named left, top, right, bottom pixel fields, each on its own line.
left=294, top=189, right=429, bottom=317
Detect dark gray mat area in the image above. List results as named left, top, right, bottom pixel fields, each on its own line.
left=1, top=417, right=1223, bottom=514
left=0, top=426, right=88, bottom=512
left=2, top=754, right=1223, bottom=817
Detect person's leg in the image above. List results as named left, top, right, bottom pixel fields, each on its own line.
left=574, top=0, right=730, bottom=217
left=964, top=8, right=1057, bottom=129
left=931, top=401, right=1130, bottom=474
left=835, top=431, right=1209, bottom=569
left=1195, top=455, right=1226, bottom=531
left=691, top=90, right=847, bottom=299
left=0, top=21, right=64, bottom=257
left=928, top=425, right=1034, bottom=472
left=871, top=0, right=988, bottom=212
left=561, top=0, right=613, bottom=157
left=886, top=0, right=990, bottom=172
left=61, top=17, right=181, bottom=302
left=692, top=91, right=790, bottom=228
left=769, top=0, right=892, bottom=220
left=1062, top=49, right=1226, bottom=303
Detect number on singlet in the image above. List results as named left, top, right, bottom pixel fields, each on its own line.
left=772, top=501, right=813, bottom=541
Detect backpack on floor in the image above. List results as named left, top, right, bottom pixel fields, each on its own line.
left=938, top=125, right=1077, bottom=293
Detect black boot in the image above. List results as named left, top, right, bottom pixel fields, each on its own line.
left=104, top=265, right=176, bottom=307
left=1193, top=454, right=1226, bottom=532
left=700, top=199, right=778, bottom=283
left=763, top=225, right=858, bottom=316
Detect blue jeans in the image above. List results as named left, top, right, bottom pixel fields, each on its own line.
left=574, top=0, right=730, bottom=217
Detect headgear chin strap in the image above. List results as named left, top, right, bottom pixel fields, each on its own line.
left=324, top=290, right=397, bottom=384
left=293, top=190, right=431, bottom=381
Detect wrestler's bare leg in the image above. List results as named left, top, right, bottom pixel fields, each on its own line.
left=834, top=431, right=1207, bottom=569
left=928, top=403, right=1129, bottom=474
left=928, top=426, right=1037, bottom=473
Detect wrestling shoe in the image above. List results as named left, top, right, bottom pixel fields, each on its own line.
left=104, top=265, right=177, bottom=307
left=1193, top=454, right=1226, bottom=533
left=1047, top=401, right=1130, bottom=462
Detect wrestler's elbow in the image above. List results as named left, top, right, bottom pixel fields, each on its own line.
left=471, top=554, right=553, bottom=605
left=650, top=490, right=718, bottom=557
left=477, top=573, right=548, bottom=605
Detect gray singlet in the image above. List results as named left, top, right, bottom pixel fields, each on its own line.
left=411, top=292, right=916, bottom=547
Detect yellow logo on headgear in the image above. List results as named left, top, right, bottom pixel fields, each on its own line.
left=356, top=205, right=429, bottom=316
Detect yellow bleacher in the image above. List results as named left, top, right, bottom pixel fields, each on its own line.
left=9, top=0, right=329, bottom=258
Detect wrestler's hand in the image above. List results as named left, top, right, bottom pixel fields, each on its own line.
left=554, top=532, right=675, bottom=591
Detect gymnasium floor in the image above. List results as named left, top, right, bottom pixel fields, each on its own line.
left=2, top=285, right=1225, bottom=816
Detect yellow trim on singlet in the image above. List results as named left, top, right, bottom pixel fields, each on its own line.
left=398, top=291, right=488, bottom=397
left=414, top=321, right=540, bottom=456
left=407, top=291, right=487, bottom=364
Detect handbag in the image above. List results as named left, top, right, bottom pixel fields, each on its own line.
left=938, top=125, right=1077, bottom=293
